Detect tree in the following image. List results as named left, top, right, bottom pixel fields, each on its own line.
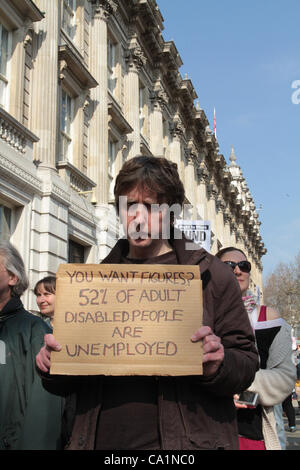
left=263, top=251, right=300, bottom=327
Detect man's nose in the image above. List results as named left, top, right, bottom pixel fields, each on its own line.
left=134, top=204, right=148, bottom=223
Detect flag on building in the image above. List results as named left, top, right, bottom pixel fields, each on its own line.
left=213, top=108, right=216, bottom=138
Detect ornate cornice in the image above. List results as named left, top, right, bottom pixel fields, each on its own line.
left=197, top=161, right=209, bottom=183
left=125, top=42, right=147, bottom=73
left=90, top=0, right=118, bottom=21
left=216, top=194, right=226, bottom=212
left=41, top=180, right=71, bottom=207
left=0, top=153, right=42, bottom=193
left=207, top=179, right=218, bottom=201
left=150, top=87, right=169, bottom=110
left=169, top=117, right=185, bottom=141
left=185, top=141, right=198, bottom=165
left=223, top=206, right=231, bottom=225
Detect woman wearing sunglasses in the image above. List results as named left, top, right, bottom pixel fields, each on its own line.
left=216, top=247, right=296, bottom=450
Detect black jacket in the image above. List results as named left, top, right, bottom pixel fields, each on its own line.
left=0, top=297, right=63, bottom=449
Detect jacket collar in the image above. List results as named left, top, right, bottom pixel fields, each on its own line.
left=0, top=296, right=23, bottom=322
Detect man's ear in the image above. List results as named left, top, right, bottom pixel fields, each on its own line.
left=8, top=272, right=18, bottom=287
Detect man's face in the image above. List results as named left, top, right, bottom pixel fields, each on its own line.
left=119, top=185, right=170, bottom=256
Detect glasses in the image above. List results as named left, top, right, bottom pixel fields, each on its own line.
left=224, top=260, right=251, bottom=273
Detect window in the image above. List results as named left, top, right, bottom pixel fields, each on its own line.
left=107, top=37, right=116, bottom=95
left=0, top=205, right=12, bottom=241
left=0, top=23, right=10, bottom=108
left=62, top=0, right=76, bottom=40
left=108, top=137, right=117, bottom=201
left=60, top=88, right=73, bottom=162
left=68, top=239, right=84, bottom=263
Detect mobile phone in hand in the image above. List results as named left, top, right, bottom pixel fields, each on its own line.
left=236, top=391, right=258, bottom=407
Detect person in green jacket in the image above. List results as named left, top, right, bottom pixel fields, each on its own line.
left=0, top=240, right=63, bottom=450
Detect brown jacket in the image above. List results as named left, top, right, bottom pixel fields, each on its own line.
left=42, top=236, right=258, bottom=450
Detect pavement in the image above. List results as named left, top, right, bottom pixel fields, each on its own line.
left=284, top=405, right=300, bottom=450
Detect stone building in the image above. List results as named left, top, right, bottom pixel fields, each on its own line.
left=0, top=0, right=266, bottom=312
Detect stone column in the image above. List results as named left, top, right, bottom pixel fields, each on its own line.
left=196, top=162, right=209, bottom=221
left=223, top=205, right=232, bottom=247
left=88, top=0, right=117, bottom=204
left=31, top=0, right=59, bottom=169
left=124, top=39, right=146, bottom=158
left=236, top=223, right=246, bottom=252
left=88, top=0, right=117, bottom=261
left=185, top=153, right=196, bottom=216
left=150, top=89, right=165, bottom=157
left=216, top=193, right=228, bottom=248
left=169, top=119, right=185, bottom=179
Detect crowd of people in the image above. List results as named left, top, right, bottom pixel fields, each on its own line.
left=0, top=156, right=297, bottom=450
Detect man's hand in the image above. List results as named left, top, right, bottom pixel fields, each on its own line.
left=191, top=326, right=224, bottom=376
left=233, top=394, right=248, bottom=409
left=36, top=334, right=61, bottom=373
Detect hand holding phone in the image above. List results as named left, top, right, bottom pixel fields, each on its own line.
left=235, top=391, right=259, bottom=408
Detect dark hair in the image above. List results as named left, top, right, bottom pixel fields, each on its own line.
left=114, top=156, right=185, bottom=213
left=215, top=246, right=247, bottom=260
left=34, top=276, right=56, bottom=295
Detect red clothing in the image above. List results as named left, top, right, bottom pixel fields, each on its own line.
left=258, top=305, right=267, bottom=322
left=239, top=436, right=266, bottom=450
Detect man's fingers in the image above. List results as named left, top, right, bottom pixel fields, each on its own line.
left=36, top=334, right=61, bottom=373
left=190, top=326, right=224, bottom=376
left=202, top=343, right=224, bottom=363
left=234, top=395, right=248, bottom=409
left=44, top=333, right=62, bottom=352
left=202, top=335, right=222, bottom=353
left=36, top=347, right=51, bottom=372
left=191, top=326, right=212, bottom=342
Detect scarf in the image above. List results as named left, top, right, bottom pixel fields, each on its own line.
left=242, top=291, right=257, bottom=316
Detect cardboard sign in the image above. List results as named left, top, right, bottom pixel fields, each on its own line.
left=51, top=264, right=203, bottom=376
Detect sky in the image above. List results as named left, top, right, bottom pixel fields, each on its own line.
left=158, top=0, right=300, bottom=280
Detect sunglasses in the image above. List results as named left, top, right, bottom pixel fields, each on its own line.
left=224, top=260, right=251, bottom=273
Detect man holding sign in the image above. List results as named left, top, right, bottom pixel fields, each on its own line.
left=36, top=156, right=258, bottom=450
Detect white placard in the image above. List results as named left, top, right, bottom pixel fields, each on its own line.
left=175, top=220, right=211, bottom=252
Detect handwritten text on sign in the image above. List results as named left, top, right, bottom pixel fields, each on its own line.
left=51, top=264, right=203, bottom=376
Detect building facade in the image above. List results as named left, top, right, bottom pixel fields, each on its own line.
left=0, top=0, right=266, bottom=312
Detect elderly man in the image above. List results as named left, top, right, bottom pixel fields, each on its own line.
left=37, top=156, right=259, bottom=450
left=0, top=241, right=63, bottom=449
